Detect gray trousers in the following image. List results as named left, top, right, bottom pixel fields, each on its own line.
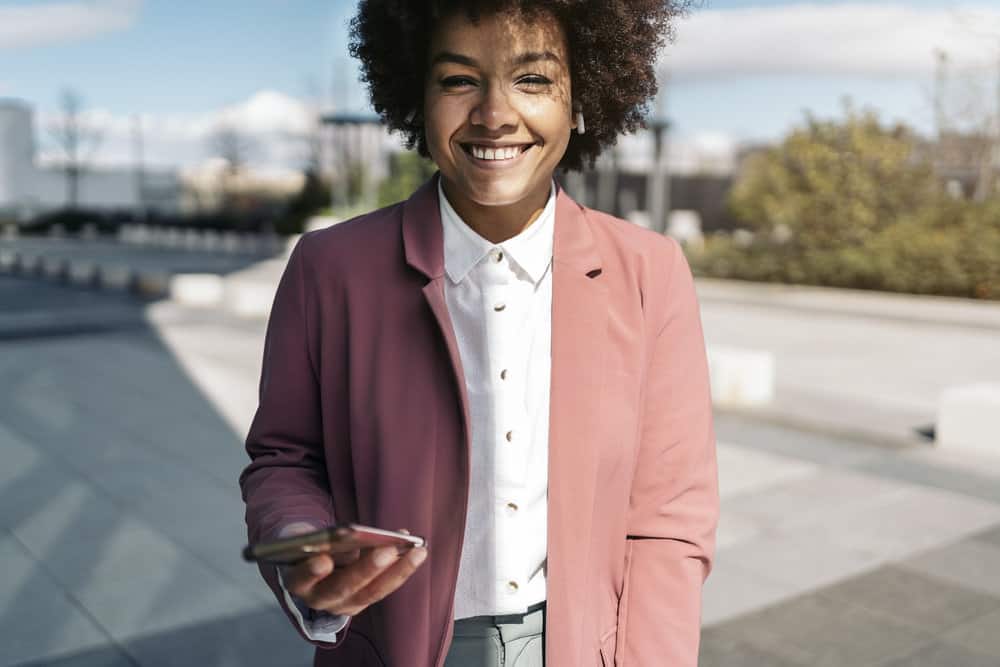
left=444, top=603, right=545, bottom=667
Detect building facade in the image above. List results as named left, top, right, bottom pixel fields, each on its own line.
left=0, top=98, right=182, bottom=222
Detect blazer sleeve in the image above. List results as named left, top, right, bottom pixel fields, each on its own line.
left=238, top=236, right=350, bottom=648
left=620, top=238, right=720, bottom=666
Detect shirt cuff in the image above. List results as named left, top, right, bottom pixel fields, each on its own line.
left=275, top=565, right=350, bottom=640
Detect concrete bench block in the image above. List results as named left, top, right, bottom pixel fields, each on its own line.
left=182, top=229, right=203, bottom=251
left=707, top=344, right=775, bottom=407
left=221, top=231, right=241, bottom=253
left=67, top=260, right=98, bottom=286
left=170, top=273, right=225, bottom=308
left=225, top=280, right=276, bottom=318
left=41, top=256, right=67, bottom=280
left=134, top=271, right=170, bottom=298
left=19, top=253, right=42, bottom=274
left=937, top=383, right=1000, bottom=454
left=0, top=249, right=15, bottom=272
left=164, top=228, right=184, bottom=248
left=202, top=230, right=221, bottom=252
left=98, top=265, right=134, bottom=291
left=238, top=232, right=260, bottom=254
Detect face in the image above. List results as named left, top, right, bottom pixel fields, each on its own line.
left=423, top=9, right=575, bottom=214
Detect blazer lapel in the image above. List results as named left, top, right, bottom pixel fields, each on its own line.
left=545, top=183, right=608, bottom=665
left=402, top=175, right=476, bottom=667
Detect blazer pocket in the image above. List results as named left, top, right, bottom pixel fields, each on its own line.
left=599, top=625, right=617, bottom=667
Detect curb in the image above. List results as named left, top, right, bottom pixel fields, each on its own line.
left=0, top=247, right=282, bottom=318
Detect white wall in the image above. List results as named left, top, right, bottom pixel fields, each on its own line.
left=0, top=97, right=181, bottom=219
left=0, top=100, right=36, bottom=216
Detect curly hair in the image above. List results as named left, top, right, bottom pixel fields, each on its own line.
left=349, top=1, right=690, bottom=171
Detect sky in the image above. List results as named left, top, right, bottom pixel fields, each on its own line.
left=4, top=0, right=1000, bottom=172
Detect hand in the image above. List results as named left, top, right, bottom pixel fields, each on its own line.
left=277, top=522, right=428, bottom=616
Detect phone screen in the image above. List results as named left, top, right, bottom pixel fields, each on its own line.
left=243, top=523, right=426, bottom=565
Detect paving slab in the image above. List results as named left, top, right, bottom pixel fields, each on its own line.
left=716, top=441, right=818, bottom=500
left=0, top=534, right=111, bottom=666
left=35, top=519, right=265, bottom=643
left=13, top=645, right=137, bottom=667
left=720, top=468, right=905, bottom=535
left=704, top=591, right=933, bottom=666
left=971, top=523, right=1000, bottom=548
left=899, top=538, right=1000, bottom=598
left=819, top=565, right=1000, bottom=634
left=938, top=608, right=1000, bottom=659
left=120, top=607, right=313, bottom=667
left=856, top=450, right=1000, bottom=506
left=698, top=634, right=802, bottom=667
left=702, top=557, right=796, bottom=626
left=877, top=641, right=1000, bottom=667
left=713, top=412, right=886, bottom=468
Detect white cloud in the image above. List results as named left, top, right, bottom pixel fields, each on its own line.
left=0, top=0, right=142, bottom=50
left=665, top=3, right=1000, bottom=79
left=35, top=89, right=323, bottom=171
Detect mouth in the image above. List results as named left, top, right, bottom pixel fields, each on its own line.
left=460, top=142, right=536, bottom=163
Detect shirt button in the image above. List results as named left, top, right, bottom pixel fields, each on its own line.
left=506, top=581, right=519, bottom=594
left=494, top=303, right=506, bottom=312
left=492, top=249, right=504, bottom=262
left=505, top=502, right=519, bottom=515
left=500, top=369, right=508, bottom=380
left=506, top=430, right=513, bottom=442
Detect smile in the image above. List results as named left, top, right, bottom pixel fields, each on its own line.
left=461, top=143, right=535, bottom=162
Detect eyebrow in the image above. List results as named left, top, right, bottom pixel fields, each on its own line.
left=430, top=50, right=563, bottom=68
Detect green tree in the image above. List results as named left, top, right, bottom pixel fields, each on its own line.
left=729, top=102, right=942, bottom=250
left=378, top=151, right=438, bottom=208
left=276, top=168, right=331, bottom=235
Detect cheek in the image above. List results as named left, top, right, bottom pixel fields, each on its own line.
left=423, top=98, right=465, bottom=149
left=526, top=103, right=572, bottom=150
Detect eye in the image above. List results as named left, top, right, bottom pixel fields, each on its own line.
left=440, top=76, right=477, bottom=89
left=517, top=75, right=552, bottom=89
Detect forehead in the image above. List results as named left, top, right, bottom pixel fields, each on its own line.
left=428, top=9, right=569, bottom=65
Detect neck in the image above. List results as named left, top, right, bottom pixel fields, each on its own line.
left=441, top=177, right=551, bottom=244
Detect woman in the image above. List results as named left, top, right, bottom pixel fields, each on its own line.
left=239, top=1, right=719, bottom=665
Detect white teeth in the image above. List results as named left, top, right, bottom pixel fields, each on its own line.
left=469, top=145, right=525, bottom=161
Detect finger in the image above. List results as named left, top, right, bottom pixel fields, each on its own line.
left=283, top=553, right=335, bottom=598
left=333, top=548, right=361, bottom=566
left=277, top=521, right=319, bottom=538
left=308, top=546, right=402, bottom=610
left=332, top=547, right=428, bottom=615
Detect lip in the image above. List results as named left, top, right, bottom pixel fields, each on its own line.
left=457, top=142, right=536, bottom=170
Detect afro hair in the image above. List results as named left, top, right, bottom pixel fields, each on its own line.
left=349, top=0, right=691, bottom=170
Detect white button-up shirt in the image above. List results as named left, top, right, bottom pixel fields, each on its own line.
left=440, top=180, right=554, bottom=619
left=281, top=180, right=556, bottom=637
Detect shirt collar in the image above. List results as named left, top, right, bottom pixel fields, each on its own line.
left=439, top=179, right=556, bottom=286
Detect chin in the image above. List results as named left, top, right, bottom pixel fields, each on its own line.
left=460, top=176, right=545, bottom=208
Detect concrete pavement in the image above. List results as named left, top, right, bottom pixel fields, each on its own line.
left=2, top=270, right=1000, bottom=665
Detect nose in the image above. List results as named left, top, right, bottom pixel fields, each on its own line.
left=469, top=83, right=518, bottom=131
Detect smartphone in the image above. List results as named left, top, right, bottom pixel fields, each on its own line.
left=242, top=523, right=427, bottom=566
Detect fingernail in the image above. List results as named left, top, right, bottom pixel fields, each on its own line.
left=409, top=548, right=427, bottom=565
left=374, top=547, right=397, bottom=567
left=309, top=558, right=329, bottom=576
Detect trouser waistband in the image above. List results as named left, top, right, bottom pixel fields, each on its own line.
left=453, top=601, right=546, bottom=640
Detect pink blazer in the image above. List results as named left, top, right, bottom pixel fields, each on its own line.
left=239, top=175, right=719, bottom=667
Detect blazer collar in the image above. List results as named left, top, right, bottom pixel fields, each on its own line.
left=402, top=172, right=602, bottom=281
